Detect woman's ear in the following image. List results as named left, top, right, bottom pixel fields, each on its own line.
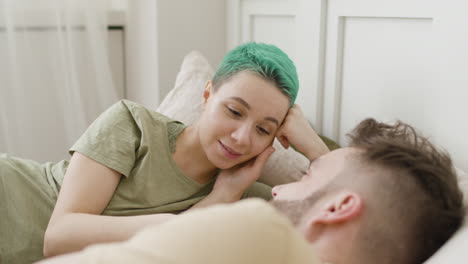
left=203, top=80, right=213, bottom=104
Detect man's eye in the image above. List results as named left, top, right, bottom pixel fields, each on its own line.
left=257, top=126, right=270, bottom=135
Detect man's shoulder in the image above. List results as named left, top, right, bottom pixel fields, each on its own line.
left=222, top=198, right=278, bottom=217
left=181, top=199, right=299, bottom=252
left=80, top=198, right=321, bottom=264
left=137, top=198, right=290, bottom=242
left=190, top=198, right=288, bottom=230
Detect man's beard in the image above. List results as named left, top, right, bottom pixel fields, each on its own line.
left=269, top=189, right=327, bottom=226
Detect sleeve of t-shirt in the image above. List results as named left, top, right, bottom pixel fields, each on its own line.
left=242, top=181, right=273, bottom=200
left=69, top=100, right=141, bottom=177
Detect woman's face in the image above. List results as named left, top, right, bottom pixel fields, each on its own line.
left=198, top=71, right=290, bottom=169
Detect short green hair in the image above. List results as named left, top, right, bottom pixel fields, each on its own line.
left=212, top=42, right=299, bottom=106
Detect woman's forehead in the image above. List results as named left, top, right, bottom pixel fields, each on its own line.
left=216, top=72, right=288, bottom=104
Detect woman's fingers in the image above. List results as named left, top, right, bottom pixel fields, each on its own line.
left=277, top=135, right=290, bottom=149
left=276, top=125, right=290, bottom=149
left=253, top=147, right=275, bottom=170
left=246, top=147, right=275, bottom=182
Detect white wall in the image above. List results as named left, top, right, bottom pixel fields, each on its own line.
left=430, top=0, right=468, bottom=172
left=157, top=0, right=225, bottom=101
left=125, top=0, right=160, bottom=110
left=123, top=0, right=225, bottom=110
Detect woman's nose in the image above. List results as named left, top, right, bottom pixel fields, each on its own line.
left=231, top=124, right=251, bottom=146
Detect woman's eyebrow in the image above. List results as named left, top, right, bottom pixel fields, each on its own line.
left=229, top=96, right=279, bottom=126
left=230, top=96, right=251, bottom=110
left=264, top=117, right=279, bottom=126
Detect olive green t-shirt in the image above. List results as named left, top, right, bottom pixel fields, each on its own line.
left=0, top=100, right=271, bottom=263
left=68, top=100, right=272, bottom=215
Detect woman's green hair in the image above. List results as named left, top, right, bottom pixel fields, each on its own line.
left=212, top=42, right=299, bottom=106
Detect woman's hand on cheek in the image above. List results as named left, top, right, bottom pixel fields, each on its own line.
left=276, top=104, right=314, bottom=151
left=211, top=147, right=275, bottom=202
left=276, top=104, right=330, bottom=160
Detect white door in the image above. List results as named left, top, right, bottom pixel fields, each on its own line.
left=227, top=0, right=467, bottom=171
left=320, top=0, right=468, bottom=171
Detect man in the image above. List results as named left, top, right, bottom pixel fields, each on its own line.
left=271, top=117, right=465, bottom=263
left=37, top=109, right=465, bottom=264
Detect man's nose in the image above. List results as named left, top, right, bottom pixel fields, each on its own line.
left=272, top=186, right=280, bottom=197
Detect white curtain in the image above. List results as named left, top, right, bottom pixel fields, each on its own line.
left=0, top=0, right=119, bottom=162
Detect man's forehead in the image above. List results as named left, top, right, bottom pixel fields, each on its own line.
left=308, top=156, right=322, bottom=170
left=306, top=147, right=362, bottom=175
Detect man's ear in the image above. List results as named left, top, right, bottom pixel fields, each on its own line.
left=311, top=191, right=362, bottom=225
left=202, top=80, right=213, bottom=104
left=300, top=191, right=363, bottom=244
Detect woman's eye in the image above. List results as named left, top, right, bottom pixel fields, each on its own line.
left=228, top=107, right=242, bottom=117
left=257, top=126, right=270, bottom=135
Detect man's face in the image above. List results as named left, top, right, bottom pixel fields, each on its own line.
left=272, top=148, right=356, bottom=201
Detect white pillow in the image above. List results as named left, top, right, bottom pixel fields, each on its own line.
left=456, top=167, right=468, bottom=206
left=156, top=51, right=212, bottom=124
left=156, top=51, right=308, bottom=187
left=424, top=224, right=468, bottom=263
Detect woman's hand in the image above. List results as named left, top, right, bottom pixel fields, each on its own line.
left=276, top=104, right=330, bottom=161
left=191, top=147, right=275, bottom=209
left=214, top=146, right=274, bottom=199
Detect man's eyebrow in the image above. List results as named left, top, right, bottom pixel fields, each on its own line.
left=229, top=96, right=280, bottom=126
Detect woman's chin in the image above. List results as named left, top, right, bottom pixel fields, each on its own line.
left=208, top=154, right=242, bottom=170
left=211, top=155, right=256, bottom=170
left=211, top=159, right=236, bottom=170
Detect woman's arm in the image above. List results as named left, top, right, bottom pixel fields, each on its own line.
left=43, top=152, right=175, bottom=257
left=276, top=104, right=330, bottom=161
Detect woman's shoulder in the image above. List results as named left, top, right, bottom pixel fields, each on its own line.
left=116, top=99, right=182, bottom=125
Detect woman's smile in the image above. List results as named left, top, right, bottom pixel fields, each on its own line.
left=218, top=140, right=242, bottom=159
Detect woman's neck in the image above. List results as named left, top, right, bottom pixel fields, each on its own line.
left=172, top=125, right=218, bottom=184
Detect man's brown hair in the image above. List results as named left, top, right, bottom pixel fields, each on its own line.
left=348, top=118, right=465, bottom=263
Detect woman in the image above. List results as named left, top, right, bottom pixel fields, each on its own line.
left=1, top=42, right=328, bottom=263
